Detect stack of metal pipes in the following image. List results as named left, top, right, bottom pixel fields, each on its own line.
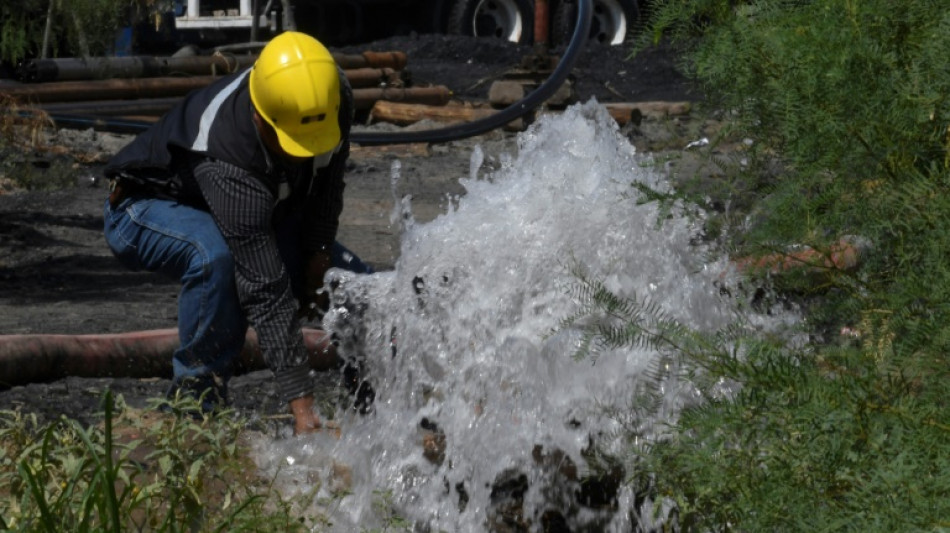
left=0, top=50, right=452, bottom=124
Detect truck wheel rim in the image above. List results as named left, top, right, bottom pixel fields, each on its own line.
left=472, top=0, right=525, bottom=42
left=591, top=0, right=627, bottom=45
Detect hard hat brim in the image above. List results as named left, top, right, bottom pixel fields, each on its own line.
left=273, top=120, right=342, bottom=159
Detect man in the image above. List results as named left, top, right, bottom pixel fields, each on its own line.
left=102, top=31, right=371, bottom=435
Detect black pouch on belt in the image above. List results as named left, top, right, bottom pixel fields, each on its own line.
left=108, top=177, right=139, bottom=209
left=107, top=166, right=184, bottom=209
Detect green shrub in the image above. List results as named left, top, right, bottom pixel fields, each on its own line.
left=0, top=0, right=129, bottom=64
left=645, top=0, right=950, bottom=338
left=0, top=0, right=47, bottom=64
left=563, top=263, right=950, bottom=530
left=570, top=0, right=950, bottom=529
left=640, top=0, right=950, bottom=358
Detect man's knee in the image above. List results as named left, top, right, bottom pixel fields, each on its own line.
left=201, top=246, right=235, bottom=281
left=181, top=243, right=234, bottom=286
left=207, top=245, right=234, bottom=270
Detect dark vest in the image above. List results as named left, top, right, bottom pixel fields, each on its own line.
left=104, top=67, right=352, bottom=200
left=104, top=69, right=270, bottom=194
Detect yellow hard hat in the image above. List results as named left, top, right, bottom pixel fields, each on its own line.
left=249, top=31, right=341, bottom=158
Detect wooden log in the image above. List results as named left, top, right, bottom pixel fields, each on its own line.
left=488, top=79, right=573, bottom=108
left=351, top=143, right=431, bottom=157
left=369, top=100, right=525, bottom=131
left=488, top=80, right=525, bottom=107
left=603, top=101, right=692, bottom=125
left=370, top=100, right=496, bottom=125
left=604, top=106, right=639, bottom=126
left=353, top=86, right=453, bottom=111
left=731, top=238, right=864, bottom=275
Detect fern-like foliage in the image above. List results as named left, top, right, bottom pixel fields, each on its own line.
left=564, top=259, right=950, bottom=530
left=558, top=262, right=711, bottom=363
left=580, top=1, right=950, bottom=529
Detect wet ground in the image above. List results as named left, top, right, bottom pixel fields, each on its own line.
left=0, top=34, right=705, bottom=428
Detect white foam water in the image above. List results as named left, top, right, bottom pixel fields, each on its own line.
left=253, top=100, right=782, bottom=531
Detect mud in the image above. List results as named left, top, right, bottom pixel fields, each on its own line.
left=0, top=34, right=706, bottom=427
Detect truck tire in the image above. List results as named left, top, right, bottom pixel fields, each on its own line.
left=552, top=0, right=638, bottom=46
left=446, top=0, right=535, bottom=44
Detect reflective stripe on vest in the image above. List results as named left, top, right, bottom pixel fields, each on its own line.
left=192, top=69, right=252, bottom=152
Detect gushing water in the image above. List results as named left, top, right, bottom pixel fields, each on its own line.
left=254, top=101, right=779, bottom=531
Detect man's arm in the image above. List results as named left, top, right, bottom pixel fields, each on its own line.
left=299, top=140, right=349, bottom=318
left=193, top=158, right=314, bottom=406
left=299, top=69, right=354, bottom=318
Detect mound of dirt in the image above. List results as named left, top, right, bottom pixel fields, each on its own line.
left=338, top=33, right=698, bottom=103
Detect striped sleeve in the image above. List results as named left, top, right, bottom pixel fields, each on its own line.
left=193, top=158, right=312, bottom=403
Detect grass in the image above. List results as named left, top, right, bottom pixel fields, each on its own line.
left=0, top=390, right=332, bottom=532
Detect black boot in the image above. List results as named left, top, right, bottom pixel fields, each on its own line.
left=162, top=374, right=229, bottom=417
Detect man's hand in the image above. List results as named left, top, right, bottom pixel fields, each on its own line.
left=289, top=395, right=341, bottom=437
left=301, top=250, right=332, bottom=321
left=289, top=395, right=322, bottom=435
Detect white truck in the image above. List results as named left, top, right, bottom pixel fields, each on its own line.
left=167, top=0, right=642, bottom=47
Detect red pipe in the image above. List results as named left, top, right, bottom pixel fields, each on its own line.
left=534, top=0, right=550, bottom=46
left=0, top=328, right=337, bottom=387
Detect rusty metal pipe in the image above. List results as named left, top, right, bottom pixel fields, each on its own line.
left=1, top=76, right=223, bottom=104
left=18, top=55, right=257, bottom=83
left=16, top=84, right=453, bottom=133
left=336, top=67, right=404, bottom=88
left=37, top=97, right=181, bottom=117
left=27, top=86, right=450, bottom=124
left=0, top=328, right=337, bottom=387
left=352, top=86, right=452, bottom=110
left=355, top=51, right=408, bottom=70
left=3, top=71, right=427, bottom=105
left=32, top=72, right=409, bottom=116
left=18, top=51, right=409, bottom=83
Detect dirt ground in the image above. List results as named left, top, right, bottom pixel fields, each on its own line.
left=0, top=34, right=707, bottom=428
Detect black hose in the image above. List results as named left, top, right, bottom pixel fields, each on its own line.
left=28, top=0, right=592, bottom=144
left=14, top=111, right=154, bottom=135
left=350, top=0, right=592, bottom=145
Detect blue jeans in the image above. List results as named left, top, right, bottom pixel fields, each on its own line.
left=103, top=197, right=372, bottom=404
